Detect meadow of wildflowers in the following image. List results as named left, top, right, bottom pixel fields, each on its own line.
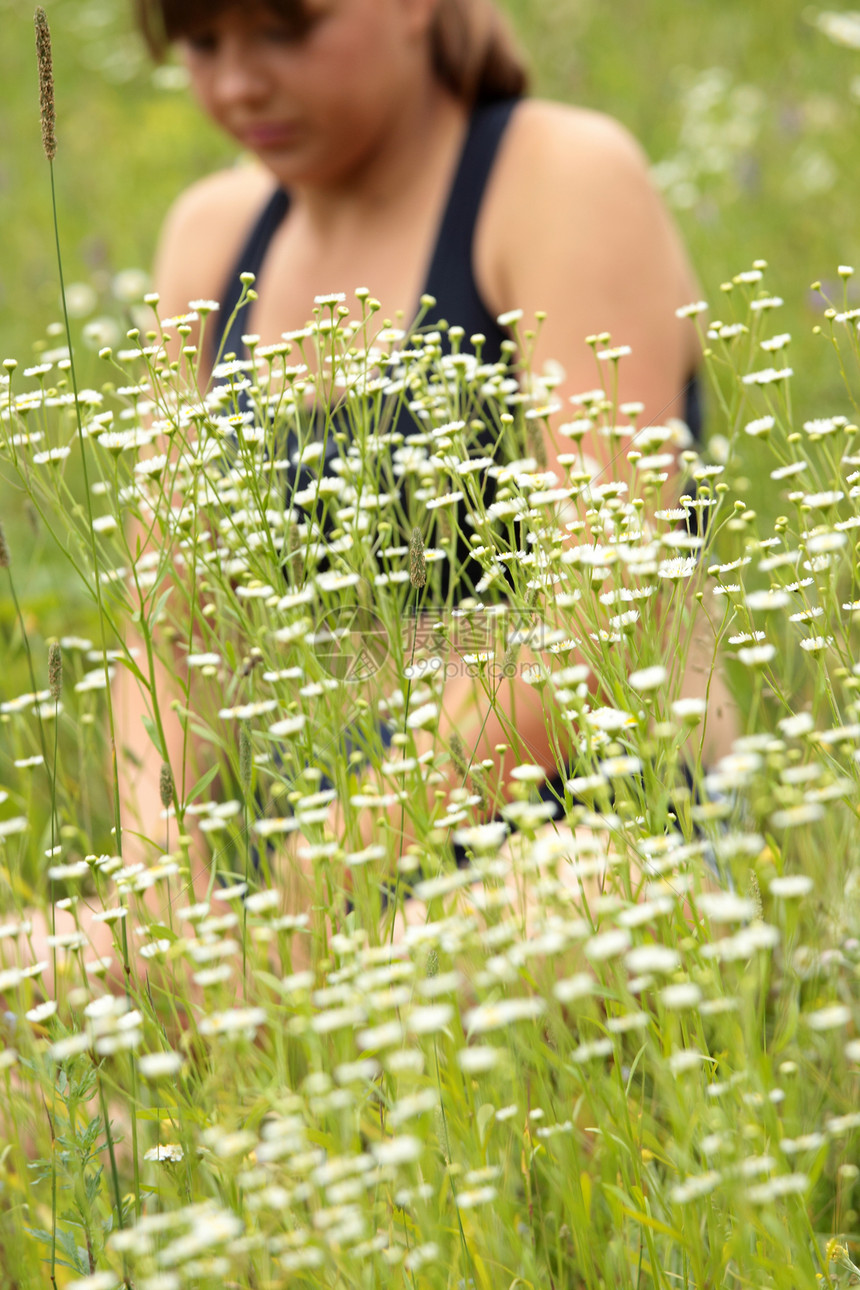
left=3, top=2, right=860, bottom=1288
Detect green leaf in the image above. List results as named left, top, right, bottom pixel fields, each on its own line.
left=182, top=761, right=221, bottom=806
left=619, top=1205, right=684, bottom=1244
left=188, top=720, right=223, bottom=746
left=24, top=1227, right=55, bottom=1248
left=28, top=1224, right=90, bottom=1272
left=40, top=1257, right=80, bottom=1273
left=477, top=1103, right=495, bottom=1145
left=144, top=923, right=179, bottom=945
left=579, top=1169, right=592, bottom=1222
left=141, top=712, right=163, bottom=755
left=148, top=583, right=174, bottom=630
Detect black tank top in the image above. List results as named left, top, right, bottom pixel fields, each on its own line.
left=212, top=99, right=706, bottom=864
left=211, top=96, right=703, bottom=433
left=211, top=97, right=704, bottom=596
left=214, top=98, right=520, bottom=368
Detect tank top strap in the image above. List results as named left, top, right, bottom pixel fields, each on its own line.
left=211, top=185, right=290, bottom=367
left=421, top=96, right=521, bottom=350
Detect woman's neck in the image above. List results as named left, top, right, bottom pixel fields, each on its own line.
left=286, top=80, right=469, bottom=239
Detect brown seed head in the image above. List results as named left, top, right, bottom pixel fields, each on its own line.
left=0, top=521, right=9, bottom=569
left=48, top=642, right=62, bottom=701
left=159, top=760, right=174, bottom=810
left=468, top=764, right=490, bottom=814
left=34, top=8, right=56, bottom=161
left=409, top=526, right=426, bottom=589
left=449, top=732, right=468, bottom=778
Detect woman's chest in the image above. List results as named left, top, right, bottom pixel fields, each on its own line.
left=246, top=227, right=430, bottom=345
left=238, top=194, right=503, bottom=347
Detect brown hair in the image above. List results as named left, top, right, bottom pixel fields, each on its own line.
left=135, top=0, right=529, bottom=105
left=430, top=0, right=529, bottom=105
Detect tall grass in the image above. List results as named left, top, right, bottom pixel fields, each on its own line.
left=2, top=6, right=860, bottom=1289
left=3, top=237, right=860, bottom=1284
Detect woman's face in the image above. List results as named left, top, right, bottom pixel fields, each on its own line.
left=180, top=0, right=435, bottom=187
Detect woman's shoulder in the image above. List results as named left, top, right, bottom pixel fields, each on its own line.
left=479, top=98, right=664, bottom=283
left=479, top=97, right=696, bottom=313
left=476, top=97, right=700, bottom=373
left=502, top=98, right=652, bottom=193
left=153, top=162, right=279, bottom=314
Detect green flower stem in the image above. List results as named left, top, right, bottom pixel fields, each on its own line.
left=44, top=147, right=143, bottom=1219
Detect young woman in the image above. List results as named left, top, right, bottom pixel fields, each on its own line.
left=134, top=0, right=739, bottom=852
left=21, top=0, right=738, bottom=987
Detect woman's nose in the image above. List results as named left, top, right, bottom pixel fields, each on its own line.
left=209, top=42, right=270, bottom=109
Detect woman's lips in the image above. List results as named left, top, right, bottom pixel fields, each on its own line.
left=240, top=123, right=302, bottom=148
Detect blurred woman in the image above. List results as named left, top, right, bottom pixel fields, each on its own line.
left=26, top=0, right=737, bottom=985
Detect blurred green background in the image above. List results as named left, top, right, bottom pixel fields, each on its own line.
left=2, top=0, right=860, bottom=692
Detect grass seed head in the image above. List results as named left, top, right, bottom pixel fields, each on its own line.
left=0, top=521, right=9, bottom=569
left=159, top=760, right=174, bottom=810
left=48, top=641, right=62, bottom=700
left=468, top=763, right=491, bottom=813
left=449, top=732, right=468, bottom=777
left=34, top=8, right=56, bottom=161
left=410, top=526, right=426, bottom=589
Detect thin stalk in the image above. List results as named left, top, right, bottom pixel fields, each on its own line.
left=433, top=1036, right=476, bottom=1287
left=96, top=1064, right=125, bottom=1232
left=41, top=78, right=143, bottom=1209
left=3, top=566, right=50, bottom=771
left=48, top=671, right=61, bottom=1287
